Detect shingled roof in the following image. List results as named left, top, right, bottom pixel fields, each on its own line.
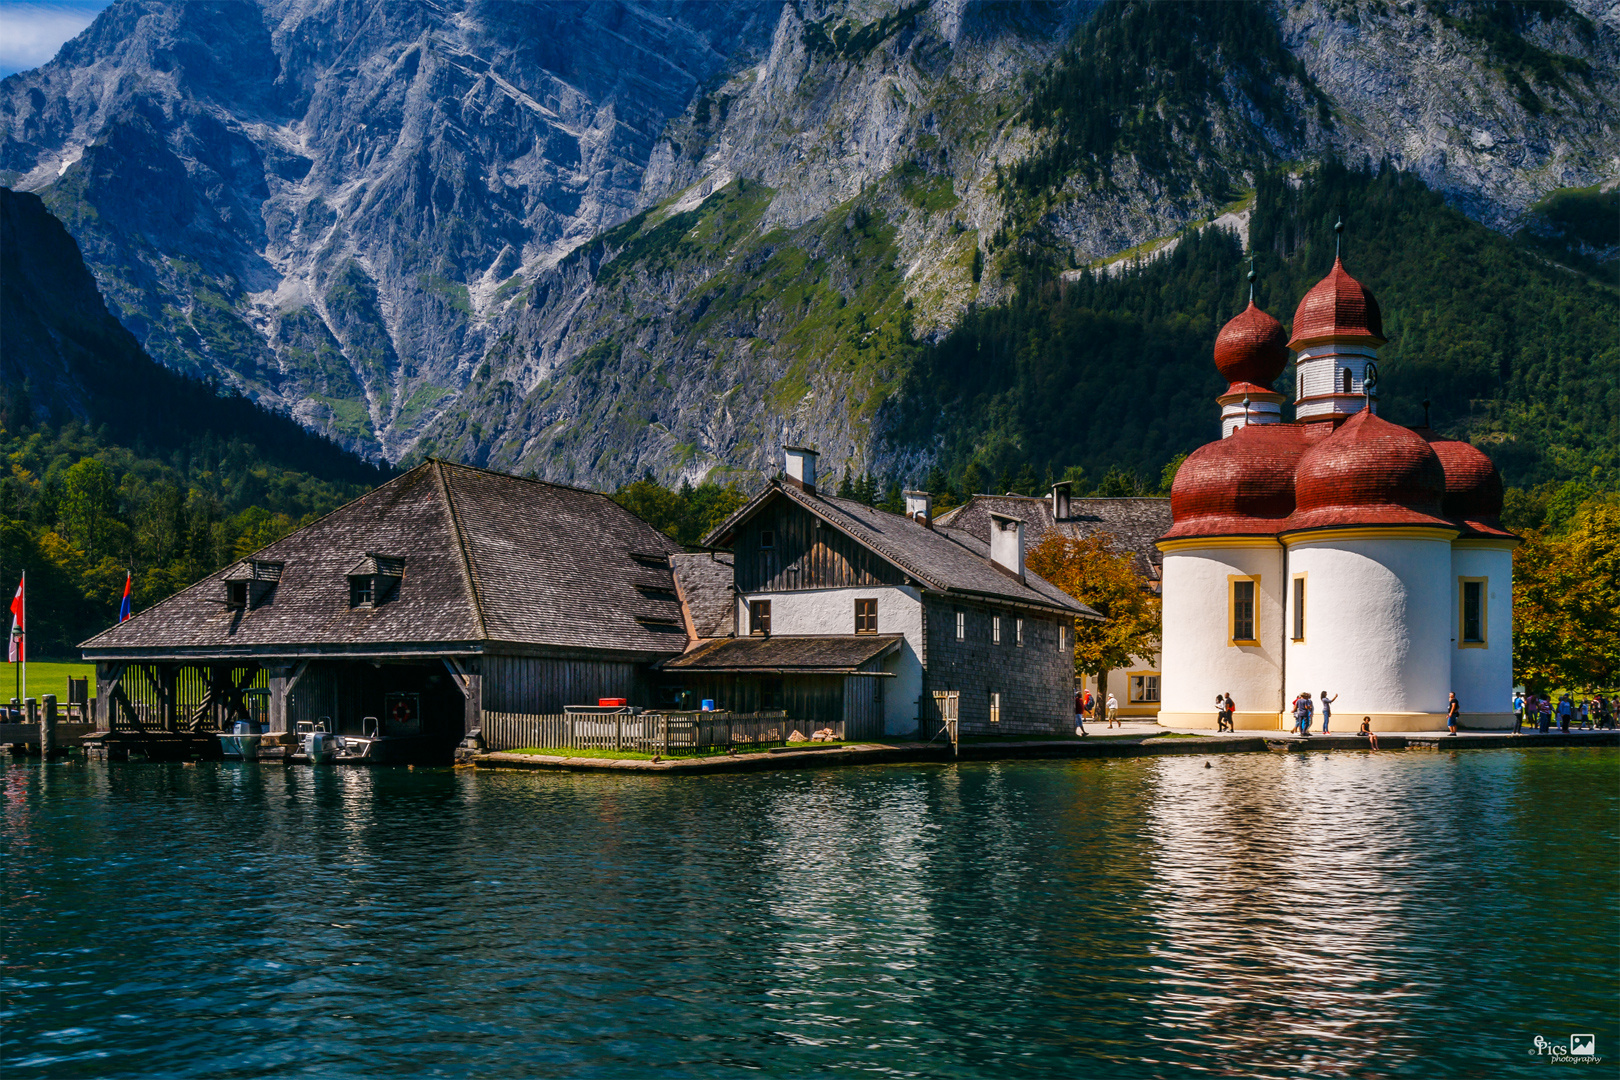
left=937, top=494, right=1171, bottom=590
left=705, top=481, right=1098, bottom=618
left=670, top=553, right=736, bottom=641
left=81, top=461, right=686, bottom=659
left=663, top=634, right=903, bottom=673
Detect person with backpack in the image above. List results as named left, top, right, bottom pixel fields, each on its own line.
left=1074, top=688, right=1088, bottom=737
left=1223, top=693, right=1236, bottom=733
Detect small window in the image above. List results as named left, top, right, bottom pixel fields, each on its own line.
left=1291, top=574, right=1306, bottom=642
left=1130, top=674, right=1161, bottom=703
left=854, top=598, right=878, bottom=634
left=350, top=576, right=375, bottom=607
left=1341, top=368, right=1353, bottom=394
left=1059, top=625, right=1068, bottom=653
left=955, top=610, right=965, bottom=641
left=1230, top=577, right=1258, bottom=644
left=993, top=615, right=1002, bottom=644
left=1460, top=578, right=1486, bottom=646
left=760, top=529, right=775, bottom=550
left=1016, top=618, right=1024, bottom=647
left=226, top=580, right=248, bottom=609
left=990, top=692, right=1001, bottom=725
left=749, top=599, right=772, bottom=636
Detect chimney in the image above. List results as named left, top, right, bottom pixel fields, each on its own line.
left=1050, top=481, right=1072, bottom=522
left=904, top=489, right=933, bottom=527
left=783, top=446, right=819, bottom=494
left=988, top=512, right=1025, bottom=581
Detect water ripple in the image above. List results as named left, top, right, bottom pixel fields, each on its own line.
left=1, top=750, right=1615, bottom=1078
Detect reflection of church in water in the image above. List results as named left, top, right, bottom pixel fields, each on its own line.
left=1156, top=240, right=1516, bottom=731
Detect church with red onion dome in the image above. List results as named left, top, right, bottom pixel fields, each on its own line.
left=1155, top=231, right=1518, bottom=733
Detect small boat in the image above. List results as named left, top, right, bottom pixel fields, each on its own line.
left=217, top=718, right=264, bottom=760
left=296, top=718, right=342, bottom=764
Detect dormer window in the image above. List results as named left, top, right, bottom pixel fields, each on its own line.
left=223, top=560, right=282, bottom=609
left=347, top=553, right=403, bottom=608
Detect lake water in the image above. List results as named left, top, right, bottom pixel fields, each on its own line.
left=3, top=749, right=1616, bottom=1078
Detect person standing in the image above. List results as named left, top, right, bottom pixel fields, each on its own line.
left=1215, top=693, right=1227, bottom=731
left=1288, top=693, right=1304, bottom=735
left=1540, top=695, right=1553, bottom=733
left=1558, top=693, right=1572, bottom=732
left=1083, top=689, right=1094, bottom=726
left=1301, top=692, right=1314, bottom=736
left=1446, top=691, right=1461, bottom=736
left=1075, top=688, right=1088, bottom=737
left=1512, top=690, right=1525, bottom=734
left=1106, top=692, right=1119, bottom=728
left=1223, top=692, right=1236, bottom=733
left=1319, top=691, right=1337, bottom=734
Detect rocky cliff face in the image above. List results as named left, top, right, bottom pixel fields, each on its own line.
left=3, top=0, right=1616, bottom=486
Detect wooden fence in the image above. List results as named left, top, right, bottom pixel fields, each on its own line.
left=481, top=711, right=841, bottom=754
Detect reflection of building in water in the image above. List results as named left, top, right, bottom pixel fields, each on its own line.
left=1157, top=249, right=1516, bottom=731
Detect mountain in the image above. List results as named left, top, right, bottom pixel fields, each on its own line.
left=2, top=0, right=1616, bottom=489
left=1, top=186, right=391, bottom=655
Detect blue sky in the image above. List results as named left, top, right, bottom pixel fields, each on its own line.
left=0, top=1, right=112, bottom=78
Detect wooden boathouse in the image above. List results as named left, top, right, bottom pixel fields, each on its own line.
left=79, top=461, right=688, bottom=761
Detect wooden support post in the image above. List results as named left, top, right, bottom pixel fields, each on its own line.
left=40, top=694, right=56, bottom=757
left=25, top=698, right=37, bottom=726
left=95, top=663, right=124, bottom=731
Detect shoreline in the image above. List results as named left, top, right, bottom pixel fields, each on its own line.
left=467, top=728, right=1620, bottom=775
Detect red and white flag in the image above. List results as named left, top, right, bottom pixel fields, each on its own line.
left=8, top=574, right=22, bottom=664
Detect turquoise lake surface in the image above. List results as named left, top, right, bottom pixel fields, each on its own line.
left=3, top=749, right=1616, bottom=1078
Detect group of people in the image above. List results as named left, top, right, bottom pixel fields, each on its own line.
left=1287, top=690, right=1340, bottom=735
left=1513, top=691, right=1615, bottom=733
left=1073, top=689, right=1119, bottom=736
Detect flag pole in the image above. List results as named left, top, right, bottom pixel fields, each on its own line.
left=18, top=570, right=24, bottom=703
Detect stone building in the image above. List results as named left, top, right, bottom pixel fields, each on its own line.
left=937, top=489, right=1169, bottom=718
left=669, top=448, right=1099, bottom=738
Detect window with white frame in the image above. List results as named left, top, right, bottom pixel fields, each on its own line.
left=992, top=615, right=1001, bottom=644
left=1015, top=618, right=1024, bottom=647
left=955, top=610, right=965, bottom=641
left=990, top=691, right=1000, bottom=724
left=1129, top=673, right=1161, bottom=703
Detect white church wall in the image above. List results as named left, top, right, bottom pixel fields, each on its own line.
left=1158, top=543, right=1284, bottom=729
left=1450, top=543, right=1515, bottom=727
left=1284, top=534, right=1453, bottom=730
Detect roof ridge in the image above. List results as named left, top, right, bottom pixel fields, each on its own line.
left=428, top=456, right=624, bottom=500
left=435, top=460, right=489, bottom=640
left=780, top=485, right=947, bottom=592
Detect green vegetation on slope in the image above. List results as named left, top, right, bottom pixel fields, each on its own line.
left=890, top=160, right=1619, bottom=492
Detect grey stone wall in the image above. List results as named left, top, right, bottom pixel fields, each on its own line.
left=922, top=598, right=1074, bottom=736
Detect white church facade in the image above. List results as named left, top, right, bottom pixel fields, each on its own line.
left=1156, top=251, right=1517, bottom=732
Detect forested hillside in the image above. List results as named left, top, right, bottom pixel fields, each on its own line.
left=890, top=161, right=1618, bottom=492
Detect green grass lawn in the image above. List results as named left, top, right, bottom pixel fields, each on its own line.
left=2, top=659, right=93, bottom=701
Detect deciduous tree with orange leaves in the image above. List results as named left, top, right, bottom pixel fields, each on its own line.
left=1027, top=530, right=1161, bottom=707
left=1514, top=498, right=1619, bottom=692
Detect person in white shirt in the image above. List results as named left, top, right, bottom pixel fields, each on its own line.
left=1106, top=692, right=1119, bottom=728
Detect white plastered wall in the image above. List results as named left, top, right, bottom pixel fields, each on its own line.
left=1450, top=544, right=1514, bottom=727
left=1284, top=535, right=1453, bottom=730
left=1158, top=544, right=1284, bottom=729
left=740, top=586, right=924, bottom=736
left=1080, top=652, right=1162, bottom=717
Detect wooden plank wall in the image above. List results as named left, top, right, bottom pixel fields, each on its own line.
left=735, top=500, right=906, bottom=593
left=842, top=674, right=885, bottom=741
left=481, top=711, right=819, bottom=752
left=481, top=655, right=655, bottom=715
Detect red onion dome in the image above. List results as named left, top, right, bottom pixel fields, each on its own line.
left=1283, top=409, right=1450, bottom=533
left=1162, top=424, right=1313, bottom=540
left=1287, top=257, right=1386, bottom=350
left=1214, top=301, right=1288, bottom=387
left=1413, top=429, right=1512, bottom=538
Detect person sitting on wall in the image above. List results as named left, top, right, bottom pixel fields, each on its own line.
left=1359, top=716, right=1379, bottom=751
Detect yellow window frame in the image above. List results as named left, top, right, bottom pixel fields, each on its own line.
left=1458, top=576, right=1488, bottom=648
left=1228, top=574, right=1260, bottom=646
